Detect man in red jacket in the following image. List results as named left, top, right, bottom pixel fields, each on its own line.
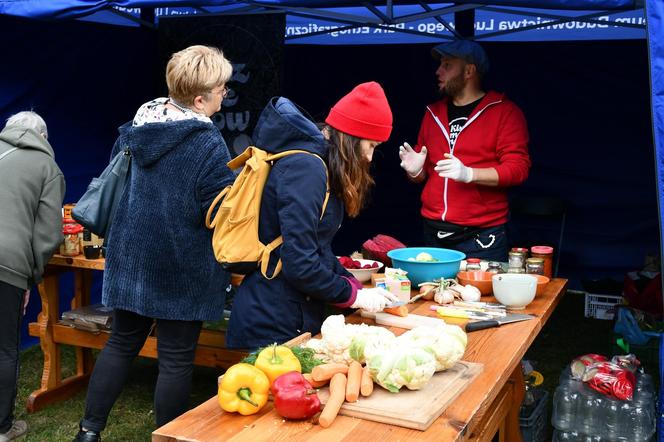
left=399, top=39, right=530, bottom=261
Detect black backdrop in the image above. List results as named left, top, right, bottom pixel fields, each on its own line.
left=281, top=40, right=658, bottom=283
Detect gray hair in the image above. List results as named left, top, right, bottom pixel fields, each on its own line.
left=5, top=111, right=48, bottom=139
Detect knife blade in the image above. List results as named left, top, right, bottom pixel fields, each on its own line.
left=464, top=312, right=536, bottom=332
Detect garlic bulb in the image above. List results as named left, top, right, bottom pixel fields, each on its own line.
left=434, top=289, right=455, bottom=304
left=459, top=284, right=482, bottom=302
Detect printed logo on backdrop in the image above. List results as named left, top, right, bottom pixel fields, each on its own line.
left=158, top=14, right=284, bottom=156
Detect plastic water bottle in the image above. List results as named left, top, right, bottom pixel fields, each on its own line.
left=578, top=386, right=604, bottom=436
left=602, top=396, right=621, bottom=440
left=552, top=379, right=582, bottom=431
left=631, top=391, right=656, bottom=441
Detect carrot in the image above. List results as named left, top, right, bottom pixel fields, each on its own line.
left=311, top=363, right=349, bottom=382
left=303, top=373, right=329, bottom=388
left=345, top=361, right=362, bottom=402
left=383, top=305, right=409, bottom=317
left=319, top=373, right=347, bottom=428
left=360, top=365, right=374, bottom=397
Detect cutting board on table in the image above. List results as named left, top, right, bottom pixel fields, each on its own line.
left=360, top=310, right=447, bottom=329
left=316, top=360, right=482, bottom=431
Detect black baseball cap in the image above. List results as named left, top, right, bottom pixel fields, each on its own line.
left=431, top=39, right=489, bottom=75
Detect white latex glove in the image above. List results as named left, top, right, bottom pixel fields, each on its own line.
left=434, top=153, right=473, bottom=183
left=351, top=288, right=399, bottom=312
left=398, top=142, right=427, bottom=177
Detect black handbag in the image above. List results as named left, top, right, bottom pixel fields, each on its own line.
left=72, top=149, right=131, bottom=237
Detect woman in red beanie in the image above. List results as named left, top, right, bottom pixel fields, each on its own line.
left=226, top=82, right=397, bottom=350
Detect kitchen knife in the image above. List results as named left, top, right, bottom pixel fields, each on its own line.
left=465, top=312, right=536, bottom=332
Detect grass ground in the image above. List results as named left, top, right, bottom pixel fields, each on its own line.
left=12, top=290, right=658, bottom=441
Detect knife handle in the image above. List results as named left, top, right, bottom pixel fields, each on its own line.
left=465, top=319, right=500, bottom=332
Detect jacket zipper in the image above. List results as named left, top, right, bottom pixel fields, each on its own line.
left=426, top=99, right=502, bottom=222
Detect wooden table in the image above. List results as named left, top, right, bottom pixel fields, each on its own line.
left=26, top=254, right=247, bottom=412
left=152, top=278, right=568, bottom=442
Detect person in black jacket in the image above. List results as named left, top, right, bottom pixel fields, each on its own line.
left=226, top=82, right=398, bottom=350
left=0, top=111, right=65, bottom=441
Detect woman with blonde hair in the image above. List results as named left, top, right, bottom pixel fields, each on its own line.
left=73, top=45, right=235, bottom=442
left=226, top=82, right=398, bottom=350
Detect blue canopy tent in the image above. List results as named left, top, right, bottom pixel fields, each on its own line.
left=0, top=0, right=661, bottom=346
left=1, top=1, right=663, bottom=436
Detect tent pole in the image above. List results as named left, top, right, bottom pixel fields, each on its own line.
left=455, top=8, right=476, bottom=37
left=645, top=0, right=664, bottom=319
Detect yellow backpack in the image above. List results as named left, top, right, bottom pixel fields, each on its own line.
left=205, top=146, right=329, bottom=279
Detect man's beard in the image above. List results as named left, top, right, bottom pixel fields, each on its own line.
left=439, top=71, right=466, bottom=98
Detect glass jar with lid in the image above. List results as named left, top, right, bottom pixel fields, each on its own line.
left=465, top=258, right=482, bottom=272
left=531, top=246, right=554, bottom=278
left=508, top=251, right=526, bottom=270
left=487, top=261, right=504, bottom=274
left=60, top=221, right=83, bottom=256
left=525, top=257, right=545, bottom=275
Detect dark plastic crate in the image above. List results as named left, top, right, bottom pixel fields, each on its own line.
left=520, top=390, right=549, bottom=442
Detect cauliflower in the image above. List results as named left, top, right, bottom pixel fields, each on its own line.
left=307, top=315, right=401, bottom=365
left=349, top=326, right=396, bottom=364
left=303, top=338, right=332, bottom=363
left=397, top=325, right=467, bottom=371
left=367, top=347, right=436, bottom=393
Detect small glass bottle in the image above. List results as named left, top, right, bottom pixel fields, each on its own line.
left=525, top=258, right=545, bottom=275
left=465, top=258, right=482, bottom=272
left=486, top=261, right=504, bottom=274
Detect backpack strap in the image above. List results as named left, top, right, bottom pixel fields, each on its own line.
left=205, top=186, right=230, bottom=229
left=261, top=150, right=330, bottom=279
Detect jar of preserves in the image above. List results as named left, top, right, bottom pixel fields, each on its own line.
left=508, top=251, right=525, bottom=270
left=487, top=261, right=504, bottom=274
left=531, top=246, right=554, bottom=278
left=60, top=221, right=83, bottom=256
left=525, top=257, right=545, bottom=275
left=466, top=258, right=482, bottom=272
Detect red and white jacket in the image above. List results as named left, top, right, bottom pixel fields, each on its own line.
left=414, top=91, right=530, bottom=228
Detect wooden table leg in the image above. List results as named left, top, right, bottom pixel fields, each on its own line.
left=72, top=270, right=94, bottom=377
left=502, top=364, right=526, bottom=442
left=26, top=269, right=92, bottom=412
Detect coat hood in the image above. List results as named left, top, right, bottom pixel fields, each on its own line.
left=119, top=119, right=215, bottom=167
left=0, top=126, right=54, bottom=157
left=253, top=97, right=327, bottom=157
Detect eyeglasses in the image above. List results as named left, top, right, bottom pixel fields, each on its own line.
left=214, top=86, right=229, bottom=98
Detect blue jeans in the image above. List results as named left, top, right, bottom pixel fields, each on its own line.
left=423, top=222, right=508, bottom=262
left=81, top=309, right=202, bottom=432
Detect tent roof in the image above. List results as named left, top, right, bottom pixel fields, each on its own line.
left=0, top=0, right=644, bottom=21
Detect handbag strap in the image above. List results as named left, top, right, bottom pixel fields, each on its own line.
left=0, top=147, right=18, bottom=162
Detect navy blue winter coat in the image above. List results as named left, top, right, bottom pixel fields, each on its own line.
left=226, top=98, right=354, bottom=349
left=102, top=119, right=235, bottom=321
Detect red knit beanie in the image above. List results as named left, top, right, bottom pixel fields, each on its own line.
left=325, top=82, right=393, bottom=142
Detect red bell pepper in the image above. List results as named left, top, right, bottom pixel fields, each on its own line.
left=270, top=371, right=321, bottom=420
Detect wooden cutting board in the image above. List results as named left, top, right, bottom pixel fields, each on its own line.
left=315, top=360, right=482, bottom=431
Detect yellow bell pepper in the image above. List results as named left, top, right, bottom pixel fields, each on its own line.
left=218, top=363, right=270, bottom=415
left=254, top=344, right=301, bottom=384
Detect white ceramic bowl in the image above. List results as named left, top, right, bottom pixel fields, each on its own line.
left=491, top=273, right=537, bottom=309
left=344, top=259, right=384, bottom=283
